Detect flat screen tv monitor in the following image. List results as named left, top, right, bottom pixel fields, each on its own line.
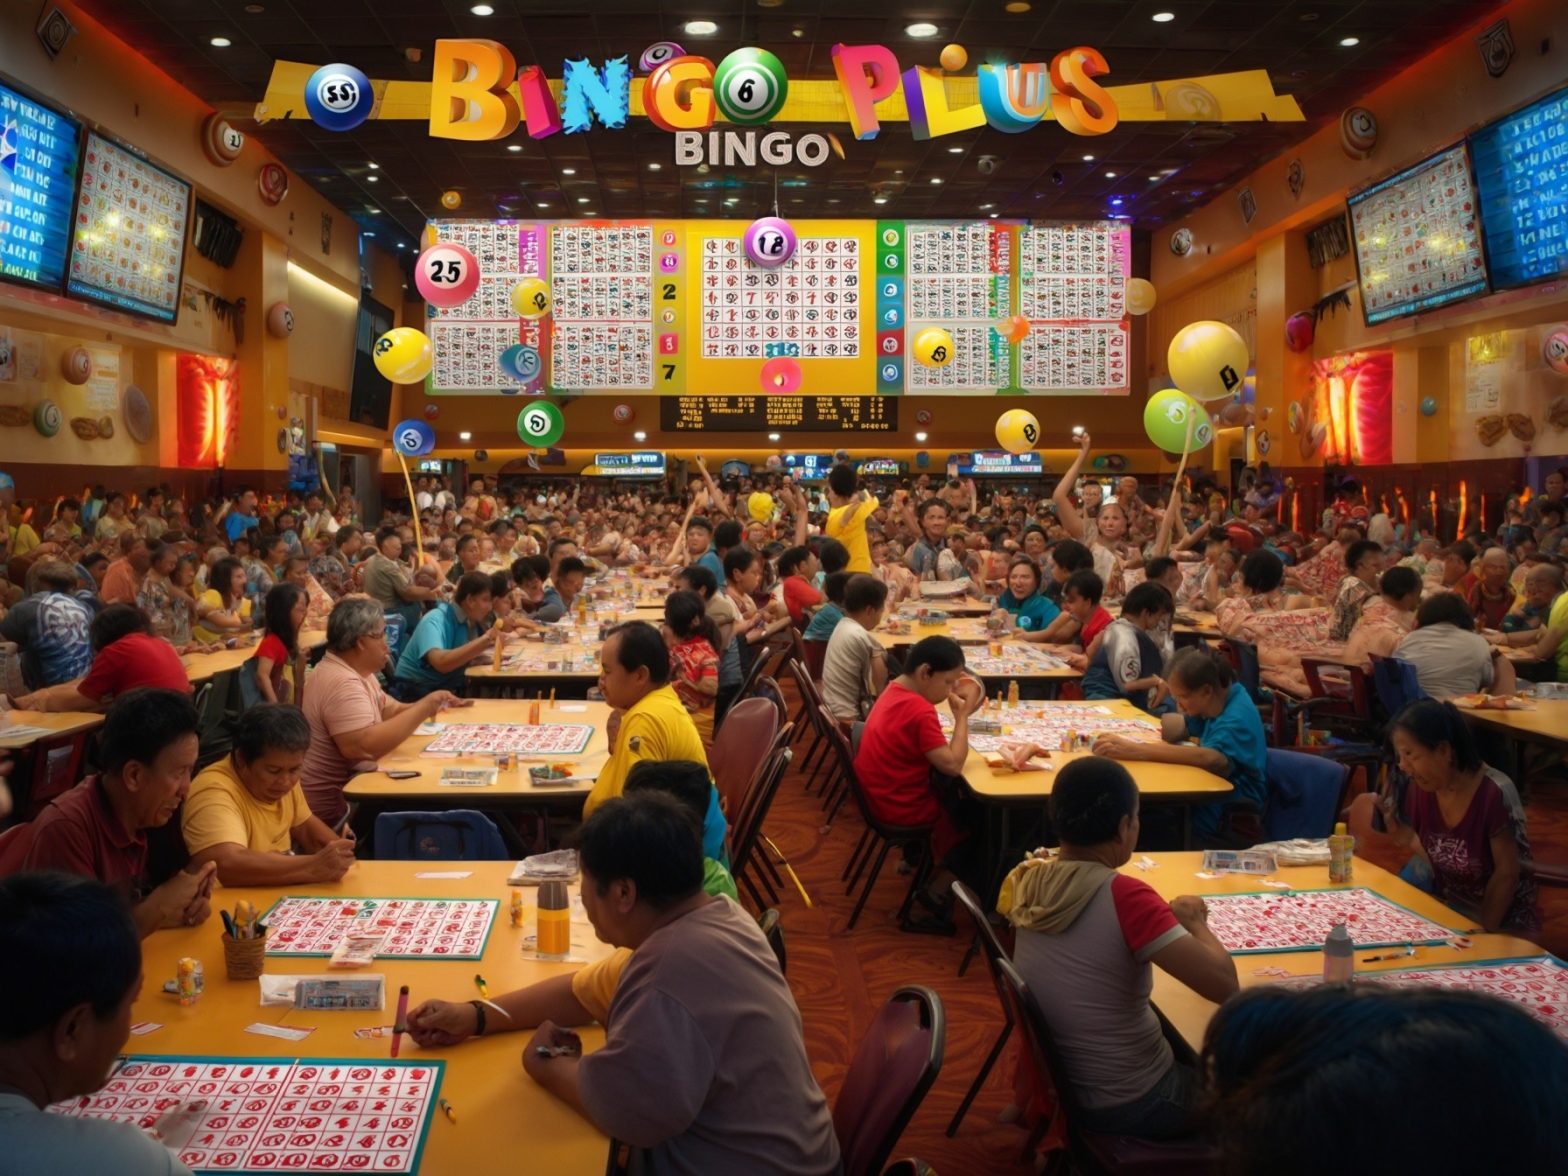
left=1470, top=84, right=1568, bottom=291
left=0, top=76, right=82, bottom=293
left=65, top=130, right=193, bottom=322
left=1346, top=143, right=1489, bottom=325
left=349, top=295, right=396, bottom=430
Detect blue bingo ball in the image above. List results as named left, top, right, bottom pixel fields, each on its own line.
left=391, top=418, right=436, bottom=458
left=501, top=344, right=542, bottom=383
left=305, top=64, right=374, bottom=132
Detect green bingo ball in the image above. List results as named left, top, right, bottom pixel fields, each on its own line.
left=712, top=48, right=788, bottom=126
left=517, top=401, right=565, bottom=448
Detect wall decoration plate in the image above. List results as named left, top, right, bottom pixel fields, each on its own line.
left=33, top=400, right=61, bottom=436
left=122, top=384, right=153, bottom=443
left=257, top=162, right=289, bottom=206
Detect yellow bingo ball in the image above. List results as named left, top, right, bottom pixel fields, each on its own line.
left=1168, top=319, right=1250, bottom=403
left=511, top=277, right=551, bottom=320
left=372, top=327, right=433, bottom=384
left=440, top=190, right=462, bottom=210
left=1125, top=277, right=1157, bottom=316
left=995, top=409, right=1040, bottom=455
left=913, top=326, right=956, bottom=368
left=939, top=43, right=968, bottom=72
left=747, top=492, right=775, bottom=523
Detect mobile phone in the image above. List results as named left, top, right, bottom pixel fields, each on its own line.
left=385, top=770, right=421, bottom=780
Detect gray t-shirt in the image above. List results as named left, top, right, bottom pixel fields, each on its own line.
left=821, top=616, right=882, bottom=722
left=1396, top=622, right=1495, bottom=700
left=361, top=553, right=410, bottom=610
left=0, top=1091, right=193, bottom=1176
left=578, top=898, right=840, bottom=1176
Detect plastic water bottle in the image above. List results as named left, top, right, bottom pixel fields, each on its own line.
left=1323, top=922, right=1354, bottom=983
left=1328, top=821, right=1355, bottom=884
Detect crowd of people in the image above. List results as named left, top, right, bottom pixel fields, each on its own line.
left=0, top=445, right=1564, bottom=1168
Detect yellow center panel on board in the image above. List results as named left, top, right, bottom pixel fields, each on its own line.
left=422, top=218, right=1129, bottom=398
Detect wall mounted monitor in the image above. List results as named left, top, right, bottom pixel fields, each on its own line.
left=0, top=75, right=82, bottom=293
left=1470, top=84, right=1568, bottom=291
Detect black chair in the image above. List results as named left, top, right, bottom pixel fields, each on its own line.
left=946, top=881, right=1016, bottom=1139
left=730, top=740, right=794, bottom=910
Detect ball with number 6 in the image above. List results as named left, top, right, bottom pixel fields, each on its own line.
left=517, top=401, right=565, bottom=447
left=913, top=326, right=956, bottom=368
left=415, top=243, right=480, bottom=308
left=511, top=278, right=552, bottom=320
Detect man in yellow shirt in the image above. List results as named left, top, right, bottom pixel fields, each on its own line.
left=181, top=704, right=356, bottom=886
left=823, top=462, right=881, bottom=574
left=584, top=621, right=726, bottom=861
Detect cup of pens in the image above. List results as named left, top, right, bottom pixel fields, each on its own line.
left=222, top=903, right=267, bottom=980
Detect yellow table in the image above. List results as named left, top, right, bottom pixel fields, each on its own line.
left=1455, top=696, right=1568, bottom=747
left=466, top=636, right=604, bottom=698
left=133, top=861, right=611, bottom=1173
left=183, top=629, right=328, bottom=685
left=1133, top=853, right=1541, bottom=1053
left=0, top=707, right=104, bottom=750
left=344, top=699, right=611, bottom=811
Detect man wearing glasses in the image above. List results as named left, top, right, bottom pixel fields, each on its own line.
left=300, top=597, right=471, bottom=827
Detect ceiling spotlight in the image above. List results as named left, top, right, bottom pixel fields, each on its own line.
left=210, top=36, right=232, bottom=47
left=948, top=146, right=964, bottom=154
left=873, top=196, right=888, bottom=204
left=367, top=162, right=379, bottom=169
left=560, top=167, right=576, bottom=175
left=1105, top=170, right=1117, bottom=178
left=577, top=197, right=589, bottom=204
left=469, top=4, right=494, bottom=14
left=930, top=177, right=943, bottom=185
left=767, top=432, right=782, bottom=442
left=989, top=212, right=999, bottom=218
left=536, top=201, right=549, bottom=209
left=980, top=203, right=994, bottom=209
left=363, top=231, right=376, bottom=237
left=1339, top=36, right=1360, bottom=46
left=459, top=431, right=473, bottom=441
left=366, top=175, right=379, bottom=182
left=915, top=431, right=928, bottom=442
left=506, top=144, right=522, bottom=153
left=1004, top=0, right=1031, bottom=10
left=1151, top=11, right=1175, bottom=22
left=905, top=22, right=939, bottom=37
left=684, top=19, right=718, bottom=35
left=634, top=430, right=648, bottom=441
left=792, top=27, right=804, bottom=37
left=648, top=162, right=662, bottom=171
left=1082, top=153, right=1095, bottom=161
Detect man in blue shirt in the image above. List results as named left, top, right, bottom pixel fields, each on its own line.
left=223, top=489, right=261, bottom=545
left=392, top=572, right=502, bottom=698
left=536, top=557, right=587, bottom=624
left=685, top=517, right=726, bottom=585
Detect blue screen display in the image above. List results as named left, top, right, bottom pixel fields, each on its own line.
left=0, top=79, right=81, bottom=292
left=1471, top=85, right=1568, bottom=290
left=951, top=450, right=1043, bottom=477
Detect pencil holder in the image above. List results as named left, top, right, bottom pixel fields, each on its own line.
left=222, top=931, right=267, bottom=980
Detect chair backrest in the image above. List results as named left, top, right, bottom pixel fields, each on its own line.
left=708, top=697, right=780, bottom=818
left=950, top=881, right=1015, bottom=1011
left=729, top=741, right=792, bottom=882
left=757, top=908, right=786, bottom=973
left=23, top=733, right=88, bottom=818
left=753, top=639, right=795, bottom=689
left=994, top=955, right=1085, bottom=1139
left=1369, top=654, right=1425, bottom=716
left=371, top=809, right=509, bottom=860
left=749, top=675, right=789, bottom=727
left=1263, top=748, right=1349, bottom=840
left=788, top=657, right=825, bottom=713
left=802, top=637, right=828, bottom=682
left=1226, top=639, right=1264, bottom=705
left=833, top=986, right=945, bottom=1176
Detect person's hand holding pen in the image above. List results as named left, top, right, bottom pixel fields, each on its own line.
left=523, top=1021, right=582, bottom=1082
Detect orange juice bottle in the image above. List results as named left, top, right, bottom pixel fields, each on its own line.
left=536, top=880, right=570, bottom=959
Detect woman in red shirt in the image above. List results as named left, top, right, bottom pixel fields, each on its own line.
left=253, top=582, right=306, bottom=705
left=778, top=545, right=822, bottom=627
left=663, top=589, right=720, bottom=739
left=853, top=635, right=983, bottom=934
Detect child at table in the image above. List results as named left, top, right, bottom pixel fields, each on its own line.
left=1081, top=582, right=1174, bottom=713
left=252, top=582, right=306, bottom=705
left=777, top=545, right=823, bottom=627
left=1092, top=647, right=1267, bottom=844
left=663, top=590, right=721, bottom=740
left=995, top=557, right=1060, bottom=634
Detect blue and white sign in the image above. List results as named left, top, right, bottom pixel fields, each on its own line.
left=0, top=78, right=81, bottom=292
left=951, top=450, right=1044, bottom=477
left=1472, top=84, right=1568, bottom=291
left=587, top=451, right=665, bottom=477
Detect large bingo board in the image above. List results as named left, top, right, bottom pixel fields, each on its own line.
left=1203, top=888, right=1459, bottom=954
left=51, top=1056, right=443, bottom=1174
left=425, top=219, right=1131, bottom=397
left=422, top=722, right=593, bottom=757
left=261, top=896, right=498, bottom=959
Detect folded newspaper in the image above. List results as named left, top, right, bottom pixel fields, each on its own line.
left=508, top=849, right=580, bottom=886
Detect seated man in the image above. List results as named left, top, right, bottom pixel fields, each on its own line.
left=820, top=573, right=889, bottom=722
left=0, top=872, right=196, bottom=1175
left=182, top=704, right=356, bottom=886
left=392, top=571, right=502, bottom=699
left=584, top=621, right=726, bottom=863
left=1397, top=593, right=1516, bottom=700
left=528, top=793, right=839, bottom=1174
left=0, top=560, right=94, bottom=690
left=536, top=556, right=587, bottom=623
left=14, top=604, right=190, bottom=713
left=0, top=688, right=214, bottom=938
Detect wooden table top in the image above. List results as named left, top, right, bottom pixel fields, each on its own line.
left=466, top=636, right=604, bottom=684
left=183, top=629, right=328, bottom=684
left=344, top=698, right=612, bottom=801
left=1133, top=853, right=1541, bottom=1053
left=0, top=708, right=105, bottom=749
left=133, top=861, right=611, bottom=1172
left=1454, top=696, right=1568, bottom=744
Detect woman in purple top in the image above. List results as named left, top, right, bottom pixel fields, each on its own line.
left=1381, top=700, right=1539, bottom=934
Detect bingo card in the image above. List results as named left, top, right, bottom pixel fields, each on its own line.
left=699, top=232, right=861, bottom=360
left=945, top=705, right=1159, bottom=754
left=422, top=722, right=593, bottom=757
left=1018, top=222, right=1129, bottom=392
left=51, top=1056, right=442, bottom=1173
left=261, top=897, right=498, bottom=959
left=1203, top=888, right=1460, bottom=954
left=549, top=223, right=654, bottom=388
left=426, top=219, right=543, bottom=392
left=1283, top=957, right=1568, bottom=1042
left=905, top=222, right=1011, bottom=391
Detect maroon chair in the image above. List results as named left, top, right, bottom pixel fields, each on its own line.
left=833, top=986, right=945, bottom=1176
left=802, top=637, right=828, bottom=682
left=729, top=735, right=793, bottom=910
left=945, top=881, right=1016, bottom=1139
left=996, top=955, right=1220, bottom=1174
left=708, top=697, right=778, bottom=822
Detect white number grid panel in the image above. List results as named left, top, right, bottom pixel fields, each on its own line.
left=907, top=222, right=1011, bottom=391
left=50, top=1057, right=442, bottom=1173
left=70, top=134, right=187, bottom=317
left=1202, top=888, right=1459, bottom=954
left=549, top=224, right=654, bottom=389
left=260, top=896, right=498, bottom=959
left=427, top=220, right=541, bottom=391
left=699, top=235, right=862, bottom=360
left=1019, top=223, right=1130, bottom=392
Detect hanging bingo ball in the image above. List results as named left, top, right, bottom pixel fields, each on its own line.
left=1544, top=328, right=1568, bottom=376
left=1125, top=278, right=1157, bottom=316
left=760, top=356, right=803, bottom=394
left=612, top=403, right=635, bottom=424
left=372, top=327, right=433, bottom=384
left=1420, top=396, right=1439, bottom=417
left=939, top=44, right=968, bottom=72
left=1285, top=311, right=1316, bottom=353
left=499, top=344, right=542, bottom=383
left=510, top=277, right=551, bottom=319
left=423, top=402, right=439, bottom=420
left=913, top=327, right=956, bottom=368
left=1144, top=389, right=1214, bottom=453
left=61, top=346, right=93, bottom=385
left=747, top=492, right=775, bottom=523
left=765, top=455, right=783, bottom=470
left=440, top=190, right=462, bottom=210
left=712, top=48, right=789, bottom=126
left=415, top=243, right=480, bottom=308
left=1168, top=320, right=1249, bottom=403
left=391, top=418, right=436, bottom=458
left=994, top=409, right=1040, bottom=455
left=517, top=401, right=565, bottom=447
left=639, top=41, right=685, bottom=73
left=1339, top=106, right=1378, bottom=160
left=304, top=63, right=374, bottom=133
left=266, top=301, right=294, bottom=337
left=743, top=216, right=797, bottom=269
left=995, top=315, right=1030, bottom=345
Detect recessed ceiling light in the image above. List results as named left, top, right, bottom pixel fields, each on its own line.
left=767, top=432, right=781, bottom=441
left=792, top=27, right=804, bottom=37
left=1082, top=153, right=1095, bottom=161
left=930, top=177, right=943, bottom=184
left=469, top=4, right=494, bottom=14
left=560, top=167, right=576, bottom=175
left=1151, top=11, right=1175, bottom=22
left=634, top=430, right=648, bottom=441
left=363, top=231, right=376, bottom=237
left=244, top=3, right=265, bottom=11
left=1339, top=36, right=1359, bottom=46
left=210, top=36, right=232, bottom=47
left=577, top=197, right=589, bottom=204
left=459, top=431, right=473, bottom=441
left=1004, top=0, right=1031, bottom=11
left=506, top=144, right=522, bottom=153
left=947, top=146, right=964, bottom=154
left=366, top=175, right=379, bottom=182
left=1105, top=170, right=1117, bottom=178
left=397, top=242, right=406, bottom=249
left=648, top=162, right=662, bottom=171
left=980, top=203, right=994, bottom=209
left=914, top=431, right=928, bottom=442
left=988, top=212, right=999, bottom=219
left=536, top=201, right=549, bottom=209
left=684, top=19, right=718, bottom=35
left=367, top=162, right=379, bottom=169
left=873, top=196, right=888, bottom=204
left=1149, top=174, right=1160, bottom=181
left=905, top=22, right=939, bottom=38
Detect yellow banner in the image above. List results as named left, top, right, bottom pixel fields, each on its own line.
left=254, top=63, right=1302, bottom=126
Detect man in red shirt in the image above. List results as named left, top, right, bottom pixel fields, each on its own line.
left=0, top=687, right=215, bottom=937
left=13, top=604, right=190, bottom=712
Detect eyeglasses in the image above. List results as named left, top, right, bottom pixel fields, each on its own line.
left=367, top=629, right=388, bottom=642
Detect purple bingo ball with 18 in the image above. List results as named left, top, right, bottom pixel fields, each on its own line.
left=743, top=216, right=797, bottom=269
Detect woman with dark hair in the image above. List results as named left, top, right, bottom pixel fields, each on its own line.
left=776, top=544, right=822, bottom=627
left=663, top=590, right=721, bottom=738
left=194, top=555, right=251, bottom=644
left=1204, top=985, right=1568, bottom=1174
left=1001, top=757, right=1236, bottom=1139
left=995, top=557, right=1060, bottom=633
left=1328, top=538, right=1385, bottom=641
left=714, top=547, right=789, bottom=726
left=253, top=582, right=307, bottom=705
left=1381, top=699, right=1538, bottom=933
left=1395, top=592, right=1516, bottom=700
